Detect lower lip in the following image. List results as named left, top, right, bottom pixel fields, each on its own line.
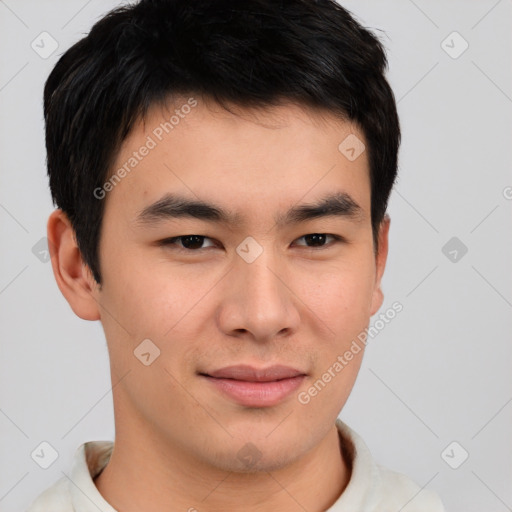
left=202, top=375, right=306, bottom=407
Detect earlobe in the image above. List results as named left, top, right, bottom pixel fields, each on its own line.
left=47, top=209, right=101, bottom=321
left=369, top=214, right=390, bottom=316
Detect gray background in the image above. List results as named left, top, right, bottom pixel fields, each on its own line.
left=1, top=1, right=511, bottom=511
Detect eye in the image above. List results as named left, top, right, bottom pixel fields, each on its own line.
left=159, top=235, right=217, bottom=251
left=293, top=233, right=344, bottom=249
left=158, top=233, right=344, bottom=253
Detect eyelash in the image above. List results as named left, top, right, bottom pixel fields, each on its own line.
left=158, top=233, right=345, bottom=252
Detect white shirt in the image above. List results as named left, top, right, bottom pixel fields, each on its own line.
left=27, top=419, right=445, bottom=511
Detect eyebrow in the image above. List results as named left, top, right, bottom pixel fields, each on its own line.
left=135, top=191, right=365, bottom=228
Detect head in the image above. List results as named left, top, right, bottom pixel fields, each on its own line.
left=46, top=0, right=400, bottom=473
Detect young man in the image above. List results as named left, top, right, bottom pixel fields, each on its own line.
left=28, top=0, right=445, bottom=510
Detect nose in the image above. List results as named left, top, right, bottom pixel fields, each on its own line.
left=217, top=247, right=301, bottom=343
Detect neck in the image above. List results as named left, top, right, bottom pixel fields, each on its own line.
left=94, top=384, right=353, bottom=512
left=94, top=420, right=351, bottom=512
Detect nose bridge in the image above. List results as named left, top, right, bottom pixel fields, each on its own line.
left=223, top=240, right=299, bottom=339
left=241, top=247, right=282, bottom=302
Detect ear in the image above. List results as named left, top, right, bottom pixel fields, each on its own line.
left=47, top=209, right=101, bottom=320
left=369, top=214, right=390, bottom=316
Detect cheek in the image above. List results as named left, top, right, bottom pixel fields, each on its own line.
left=99, top=233, right=377, bottom=356
left=307, top=256, right=377, bottom=332
left=299, top=266, right=372, bottom=409
left=100, top=240, right=196, bottom=336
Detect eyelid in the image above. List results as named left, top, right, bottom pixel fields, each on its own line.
left=293, top=233, right=345, bottom=247
left=158, top=235, right=217, bottom=249
left=158, top=233, right=346, bottom=251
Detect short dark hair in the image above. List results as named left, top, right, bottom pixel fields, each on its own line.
left=44, top=0, right=400, bottom=285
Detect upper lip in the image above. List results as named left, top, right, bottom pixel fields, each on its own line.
left=202, top=364, right=306, bottom=382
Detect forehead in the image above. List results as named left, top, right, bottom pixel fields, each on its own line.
left=102, top=97, right=371, bottom=226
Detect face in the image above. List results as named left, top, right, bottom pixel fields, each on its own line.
left=71, top=97, right=388, bottom=473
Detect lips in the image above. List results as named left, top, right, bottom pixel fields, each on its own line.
left=200, top=364, right=307, bottom=407
left=203, top=364, right=306, bottom=382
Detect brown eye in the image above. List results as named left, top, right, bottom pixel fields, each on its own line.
left=294, top=233, right=343, bottom=248
left=160, top=235, right=217, bottom=251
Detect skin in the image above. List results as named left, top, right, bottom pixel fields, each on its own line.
left=47, top=96, right=389, bottom=512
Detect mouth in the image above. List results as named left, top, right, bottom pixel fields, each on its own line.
left=199, top=364, right=307, bottom=407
